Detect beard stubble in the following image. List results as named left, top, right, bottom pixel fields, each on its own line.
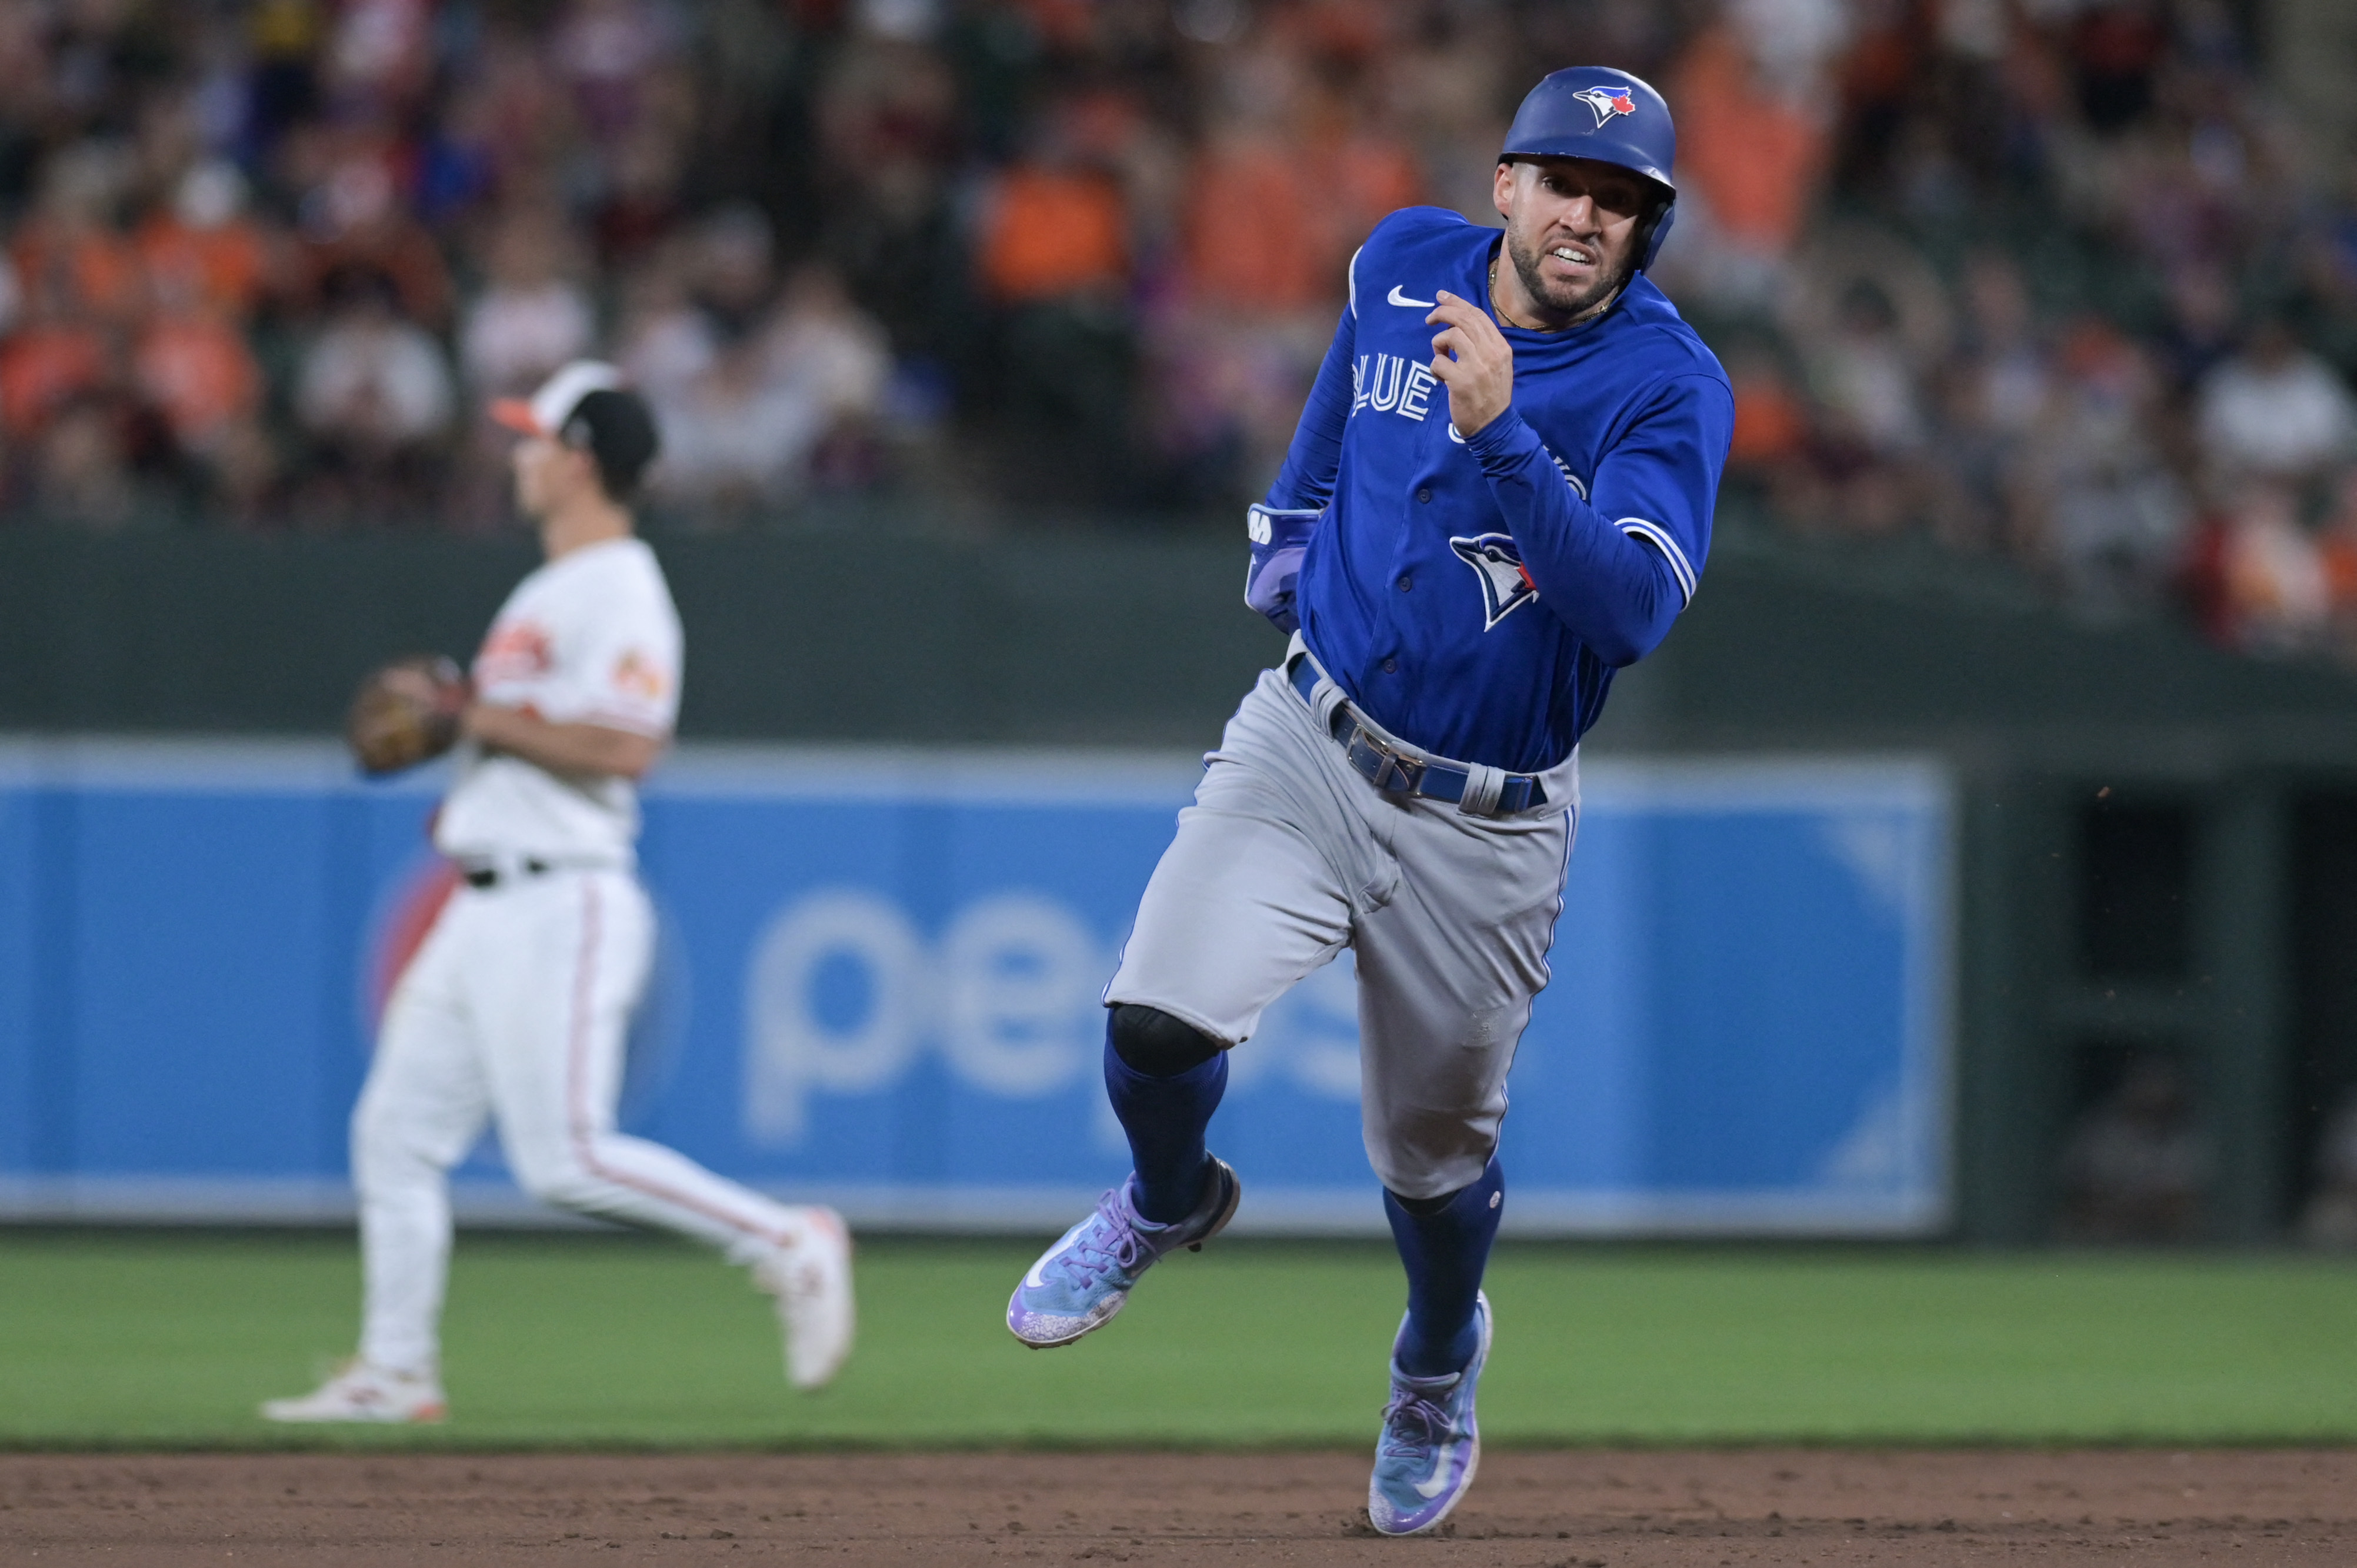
left=1504, top=214, right=1635, bottom=325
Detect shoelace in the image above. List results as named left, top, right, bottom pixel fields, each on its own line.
left=1052, top=1189, right=1151, bottom=1289
left=1378, top=1384, right=1452, bottom=1459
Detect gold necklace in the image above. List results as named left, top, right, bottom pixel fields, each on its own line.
left=1491, top=255, right=1620, bottom=331
left=1489, top=258, right=1541, bottom=331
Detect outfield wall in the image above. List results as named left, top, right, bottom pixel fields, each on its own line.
left=0, top=739, right=1953, bottom=1236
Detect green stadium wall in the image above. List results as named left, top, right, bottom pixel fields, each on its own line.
left=5, top=523, right=2356, bottom=1245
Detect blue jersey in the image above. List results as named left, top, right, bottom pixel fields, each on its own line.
left=1263, top=206, right=1733, bottom=775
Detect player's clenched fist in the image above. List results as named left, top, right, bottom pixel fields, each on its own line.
left=1426, top=291, right=1514, bottom=440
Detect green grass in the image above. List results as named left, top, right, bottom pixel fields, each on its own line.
left=2, top=1230, right=2353, bottom=1448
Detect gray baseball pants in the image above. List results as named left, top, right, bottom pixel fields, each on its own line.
left=1105, top=654, right=1578, bottom=1199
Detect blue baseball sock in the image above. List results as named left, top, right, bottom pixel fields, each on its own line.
left=1384, top=1156, right=1505, bottom=1378
left=1103, top=1029, right=1228, bottom=1224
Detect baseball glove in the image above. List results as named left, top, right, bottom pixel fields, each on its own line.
left=346, top=655, right=471, bottom=776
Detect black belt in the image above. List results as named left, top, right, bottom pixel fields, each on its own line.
left=458, top=857, right=559, bottom=889
left=1287, top=658, right=1545, bottom=816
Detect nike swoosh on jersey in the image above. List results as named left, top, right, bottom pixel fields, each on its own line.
left=1388, top=285, right=1436, bottom=308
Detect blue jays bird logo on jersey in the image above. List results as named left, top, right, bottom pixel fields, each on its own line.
left=1449, top=533, right=1538, bottom=629
left=1573, top=84, right=1637, bottom=126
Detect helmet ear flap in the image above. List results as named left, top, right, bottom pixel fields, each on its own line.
left=1639, top=198, right=1676, bottom=271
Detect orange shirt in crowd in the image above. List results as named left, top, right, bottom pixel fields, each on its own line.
left=1671, top=26, right=1832, bottom=255
left=1285, top=0, right=1394, bottom=62
left=2319, top=493, right=2357, bottom=615
left=978, top=167, right=1128, bottom=303
left=2323, top=530, right=2357, bottom=610
left=136, top=215, right=271, bottom=320
left=1325, top=132, right=1423, bottom=252
left=135, top=310, right=262, bottom=448
left=295, top=219, right=454, bottom=327
left=0, top=321, right=111, bottom=435
left=1183, top=136, right=1330, bottom=311
left=11, top=223, right=144, bottom=321
left=1729, top=368, right=1812, bottom=466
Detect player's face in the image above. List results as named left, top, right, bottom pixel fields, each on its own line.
left=1493, top=157, right=1652, bottom=322
left=511, top=434, right=589, bottom=519
left=511, top=435, right=558, bottom=518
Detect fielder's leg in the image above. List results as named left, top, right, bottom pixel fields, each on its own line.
left=264, top=896, right=485, bottom=1423
left=475, top=870, right=854, bottom=1389
left=354, top=965, right=489, bottom=1389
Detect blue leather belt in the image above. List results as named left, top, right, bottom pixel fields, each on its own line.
left=1288, top=657, right=1545, bottom=816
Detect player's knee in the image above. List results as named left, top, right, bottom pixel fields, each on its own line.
left=1370, top=1121, right=1499, bottom=1205
left=506, top=1147, right=596, bottom=1211
left=349, top=1122, right=402, bottom=1193
left=1389, top=1186, right=1458, bottom=1217
left=531, top=1179, right=601, bottom=1216
left=521, top=1169, right=611, bottom=1215
left=349, top=1095, right=434, bottom=1182
left=1388, top=1155, right=1503, bottom=1216
left=1108, top=1003, right=1224, bottom=1077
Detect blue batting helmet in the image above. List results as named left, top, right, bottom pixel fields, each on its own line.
left=1499, top=66, right=1678, bottom=270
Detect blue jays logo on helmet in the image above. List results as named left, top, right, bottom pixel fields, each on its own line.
left=1502, top=66, right=1679, bottom=269
left=1572, top=84, right=1638, bottom=127
left=1450, top=533, right=1538, bottom=630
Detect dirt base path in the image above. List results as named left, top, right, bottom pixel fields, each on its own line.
left=2, top=1449, right=2351, bottom=1566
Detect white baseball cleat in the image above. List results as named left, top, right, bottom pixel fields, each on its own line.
left=259, top=1359, right=447, bottom=1424
left=753, top=1207, right=855, bottom=1390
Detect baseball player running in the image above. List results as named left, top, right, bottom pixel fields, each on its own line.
left=1006, top=69, right=1729, bottom=1532
left=265, top=362, right=854, bottom=1423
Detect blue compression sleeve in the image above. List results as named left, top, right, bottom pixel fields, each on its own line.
left=1462, top=373, right=1732, bottom=666
left=1385, top=1157, right=1505, bottom=1377
left=1262, top=303, right=1358, bottom=513
left=1104, top=1030, right=1228, bottom=1224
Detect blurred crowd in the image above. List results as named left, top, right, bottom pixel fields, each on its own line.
left=0, top=0, right=918, bottom=530
left=1672, top=0, right=2357, bottom=666
left=0, top=0, right=1553, bottom=531
left=7, top=0, right=2357, bottom=662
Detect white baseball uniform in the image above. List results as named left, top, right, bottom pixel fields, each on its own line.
left=353, top=535, right=826, bottom=1378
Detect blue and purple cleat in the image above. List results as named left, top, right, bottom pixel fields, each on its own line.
left=1366, top=1290, right=1492, bottom=1536
left=1005, top=1156, right=1241, bottom=1349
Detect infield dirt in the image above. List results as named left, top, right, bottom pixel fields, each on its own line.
left=1, top=1449, right=2350, bottom=1566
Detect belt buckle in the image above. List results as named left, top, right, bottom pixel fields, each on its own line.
left=1356, top=728, right=1423, bottom=795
